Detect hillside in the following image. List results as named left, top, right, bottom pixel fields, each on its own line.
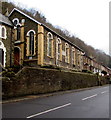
left=1, top=0, right=111, bottom=68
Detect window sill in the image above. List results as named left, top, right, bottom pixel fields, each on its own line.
left=1, top=36, right=7, bottom=39
left=47, top=55, right=54, bottom=59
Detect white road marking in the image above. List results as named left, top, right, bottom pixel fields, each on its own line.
left=27, top=103, right=71, bottom=118
left=101, top=91, right=107, bottom=94
left=82, top=94, right=97, bottom=101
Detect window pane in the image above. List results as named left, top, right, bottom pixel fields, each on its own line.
left=72, top=51, right=74, bottom=64
left=2, top=27, right=5, bottom=38
left=0, top=48, right=4, bottom=66
left=49, top=39, right=51, bottom=56
left=66, top=48, right=68, bottom=62
left=17, top=25, right=21, bottom=40
left=14, top=20, right=17, bottom=26
left=29, top=31, right=34, bottom=55
left=58, top=44, right=61, bottom=60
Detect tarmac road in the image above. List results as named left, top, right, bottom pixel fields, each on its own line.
left=2, top=85, right=109, bottom=119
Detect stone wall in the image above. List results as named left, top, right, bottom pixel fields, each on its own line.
left=2, top=67, right=109, bottom=99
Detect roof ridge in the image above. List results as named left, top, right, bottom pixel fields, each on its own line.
left=8, top=8, right=41, bottom=25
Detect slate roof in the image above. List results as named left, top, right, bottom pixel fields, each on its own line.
left=0, top=13, right=13, bottom=26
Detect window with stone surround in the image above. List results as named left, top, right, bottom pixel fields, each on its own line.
left=57, top=38, right=62, bottom=61
left=65, top=43, right=69, bottom=63
left=13, top=18, right=19, bottom=26
left=47, top=32, right=54, bottom=58
left=17, top=25, right=21, bottom=40
left=0, top=25, right=7, bottom=39
left=77, top=50, right=80, bottom=66
left=72, top=47, right=75, bottom=65
left=0, top=40, right=6, bottom=67
left=26, top=30, right=36, bottom=56
left=12, top=18, right=21, bottom=41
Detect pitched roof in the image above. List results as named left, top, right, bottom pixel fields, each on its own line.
left=9, top=8, right=41, bottom=25
left=9, top=8, right=84, bottom=52
left=0, top=13, right=13, bottom=26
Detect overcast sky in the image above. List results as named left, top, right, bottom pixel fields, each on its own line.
left=9, top=0, right=110, bottom=55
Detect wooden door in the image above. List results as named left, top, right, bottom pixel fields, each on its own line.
left=14, top=47, right=20, bottom=66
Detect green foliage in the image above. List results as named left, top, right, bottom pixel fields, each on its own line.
left=2, top=71, right=15, bottom=77
left=82, top=70, right=93, bottom=74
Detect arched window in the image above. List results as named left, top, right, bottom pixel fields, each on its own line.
left=0, top=41, right=6, bottom=67
left=12, top=18, right=19, bottom=26
left=57, top=38, right=62, bottom=61
left=72, top=47, right=75, bottom=65
left=65, top=43, right=69, bottom=63
left=1, top=26, right=6, bottom=39
left=12, top=18, right=21, bottom=40
left=2, top=27, right=5, bottom=38
left=17, top=25, right=21, bottom=40
left=77, top=50, right=80, bottom=66
left=47, top=32, right=53, bottom=57
left=29, top=31, right=34, bottom=55
left=26, top=30, right=36, bottom=56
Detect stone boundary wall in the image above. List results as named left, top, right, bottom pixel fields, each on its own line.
left=2, top=67, right=109, bottom=99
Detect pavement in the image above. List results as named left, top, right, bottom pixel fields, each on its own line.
left=2, top=85, right=108, bottom=104
left=2, top=85, right=109, bottom=118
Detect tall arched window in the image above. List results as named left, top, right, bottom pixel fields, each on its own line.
left=2, top=27, right=5, bottom=38
left=0, top=41, right=6, bottom=67
left=29, top=31, right=34, bottom=55
left=12, top=18, right=21, bottom=40
left=72, top=47, right=75, bottom=65
left=17, top=25, right=21, bottom=40
left=77, top=50, right=80, bottom=66
left=47, top=32, right=53, bottom=57
left=57, top=38, right=62, bottom=61
left=26, top=30, right=36, bottom=56
left=65, top=43, right=69, bottom=63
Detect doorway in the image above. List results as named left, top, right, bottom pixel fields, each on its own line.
left=14, top=47, right=20, bottom=66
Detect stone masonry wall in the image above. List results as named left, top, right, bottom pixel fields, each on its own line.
left=2, top=67, right=109, bottom=99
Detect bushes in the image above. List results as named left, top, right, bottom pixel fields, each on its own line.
left=82, top=69, right=93, bottom=74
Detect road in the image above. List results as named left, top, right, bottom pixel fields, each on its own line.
left=2, top=85, right=109, bottom=119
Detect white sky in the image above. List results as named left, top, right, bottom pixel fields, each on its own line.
left=9, top=0, right=110, bottom=55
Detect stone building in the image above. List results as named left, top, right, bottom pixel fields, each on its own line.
left=0, top=13, right=13, bottom=69
left=8, top=8, right=85, bottom=71
left=0, top=8, right=110, bottom=76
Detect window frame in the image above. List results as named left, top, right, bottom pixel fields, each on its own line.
left=0, top=40, right=6, bottom=67
left=12, top=18, right=19, bottom=26
left=0, top=25, right=7, bottom=39
left=57, top=38, right=62, bottom=61
left=77, top=50, right=80, bottom=66
left=16, top=25, right=21, bottom=40
left=65, top=43, right=70, bottom=63
left=72, top=47, right=75, bottom=65
left=47, top=32, right=54, bottom=58
left=26, top=30, right=36, bottom=56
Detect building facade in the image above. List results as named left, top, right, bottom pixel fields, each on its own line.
left=0, top=13, right=13, bottom=69
left=0, top=8, right=111, bottom=76
left=9, top=8, right=85, bottom=71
